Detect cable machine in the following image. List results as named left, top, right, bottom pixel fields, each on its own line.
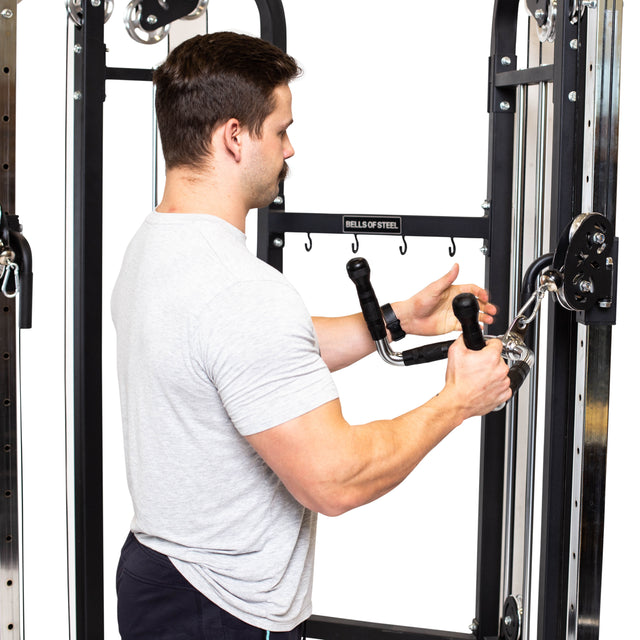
left=63, top=1, right=621, bottom=639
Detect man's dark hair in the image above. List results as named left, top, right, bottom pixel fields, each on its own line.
left=153, top=31, right=301, bottom=171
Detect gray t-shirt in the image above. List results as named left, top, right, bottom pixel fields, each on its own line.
left=111, top=211, right=338, bottom=631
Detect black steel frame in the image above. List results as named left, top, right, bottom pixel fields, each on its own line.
left=536, top=3, right=586, bottom=636
left=67, top=1, right=613, bottom=639
left=70, top=4, right=106, bottom=639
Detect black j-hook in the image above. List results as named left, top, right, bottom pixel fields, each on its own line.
left=351, top=234, right=359, bottom=253
left=305, top=233, right=313, bottom=252
left=449, top=237, right=457, bottom=257
left=399, top=235, right=408, bottom=255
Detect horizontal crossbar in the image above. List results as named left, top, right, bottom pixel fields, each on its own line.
left=267, top=212, right=489, bottom=240
left=306, top=615, right=475, bottom=640
left=495, top=64, right=554, bottom=87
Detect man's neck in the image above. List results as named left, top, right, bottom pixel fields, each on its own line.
left=156, top=167, right=249, bottom=232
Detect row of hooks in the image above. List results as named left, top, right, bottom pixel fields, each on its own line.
left=304, top=233, right=457, bottom=257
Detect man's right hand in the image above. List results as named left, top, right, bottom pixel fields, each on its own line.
left=442, top=335, right=512, bottom=419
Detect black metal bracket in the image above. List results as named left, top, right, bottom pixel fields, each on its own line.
left=527, top=0, right=550, bottom=26
left=550, top=213, right=618, bottom=324
left=489, top=54, right=517, bottom=114
left=136, top=0, right=199, bottom=31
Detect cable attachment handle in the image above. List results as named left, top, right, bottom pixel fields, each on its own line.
left=452, top=293, right=533, bottom=401
left=346, top=257, right=453, bottom=367
left=345, top=259, right=532, bottom=406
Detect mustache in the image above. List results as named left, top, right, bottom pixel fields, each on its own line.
left=278, top=161, right=289, bottom=182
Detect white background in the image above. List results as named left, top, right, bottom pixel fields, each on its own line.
left=11, top=0, right=639, bottom=638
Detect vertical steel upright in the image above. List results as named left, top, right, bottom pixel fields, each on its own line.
left=475, top=2, right=519, bottom=636
left=489, top=2, right=622, bottom=639
left=68, top=1, right=106, bottom=639
left=0, top=4, right=21, bottom=638
left=537, top=2, right=586, bottom=638
left=564, top=2, right=621, bottom=638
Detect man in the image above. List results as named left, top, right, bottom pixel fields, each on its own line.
left=112, top=31, right=511, bottom=640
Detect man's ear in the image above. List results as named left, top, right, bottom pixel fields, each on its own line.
left=220, top=118, right=243, bottom=162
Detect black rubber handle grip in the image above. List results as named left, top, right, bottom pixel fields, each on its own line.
left=452, top=293, right=485, bottom=350
left=402, top=340, right=454, bottom=366
left=346, top=257, right=387, bottom=342
left=508, top=361, right=530, bottom=393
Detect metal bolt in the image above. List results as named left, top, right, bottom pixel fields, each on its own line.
left=606, top=257, right=614, bottom=268
left=591, top=231, right=606, bottom=245
left=598, top=298, right=612, bottom=309
left=578, top=279, right=594, bottom=293
left=501, top=56, right=512, bottom=66
left=1, top=8, right=13, bottom=19
left=570, top=39, right=578, bottom=50
left=146, top=14, right=158, bottom=25
left=272, top=237, right=284, bottom=249
left=73, top=91, right=82, bottom=101
left=74, top=44, right=83, bottom=54
left=481, top=200, right=491, bottom=211
left=568, top=91, right=577, bottom=102
left=469, top=620, right=479, bottom=633
left=480, top=244, right=489, bottom=256
left=91, top=0, right=101, bottom=6
left=534, top=8, right=546, bottom=21
left=272, top=196, right=284, bottom=206
left=499, top=101, right=511, bottom=111
left=505, top=616, right=513, bottom=627
left=582, top=0, right=597, bottom=8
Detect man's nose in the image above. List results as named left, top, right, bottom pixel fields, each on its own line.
left=284, top=135, right=294, bottom=159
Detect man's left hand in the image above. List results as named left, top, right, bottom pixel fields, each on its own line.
left=392, top=263, right=497, bottom=338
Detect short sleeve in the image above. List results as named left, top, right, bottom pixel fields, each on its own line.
left=193, top=279, right=338, bottom=436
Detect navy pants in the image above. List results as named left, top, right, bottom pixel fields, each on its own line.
left=116, top=532, right=305, bottom=640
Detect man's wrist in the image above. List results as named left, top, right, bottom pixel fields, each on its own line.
left=381, top=303, right=406, bottom=341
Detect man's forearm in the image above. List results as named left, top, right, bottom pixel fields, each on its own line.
left=312, top=314, right=377, bottom=371
left=248, top=392, right=464, bottom=517
left=248, top=339, right=511, bottom=518
left=316, top=391, right=465, bottom=515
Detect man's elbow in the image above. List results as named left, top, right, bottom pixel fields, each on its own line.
left=298, top=483, right=362, bottom=518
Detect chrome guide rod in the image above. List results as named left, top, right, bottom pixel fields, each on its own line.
left=522, top=79, right=548, bottom=640
left=501, top=83, right=528, bottom=606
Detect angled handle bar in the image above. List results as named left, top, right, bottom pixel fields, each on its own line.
left=347, top=257, right=453, bottom=367
left=347, top=258, right=532, bottom=400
